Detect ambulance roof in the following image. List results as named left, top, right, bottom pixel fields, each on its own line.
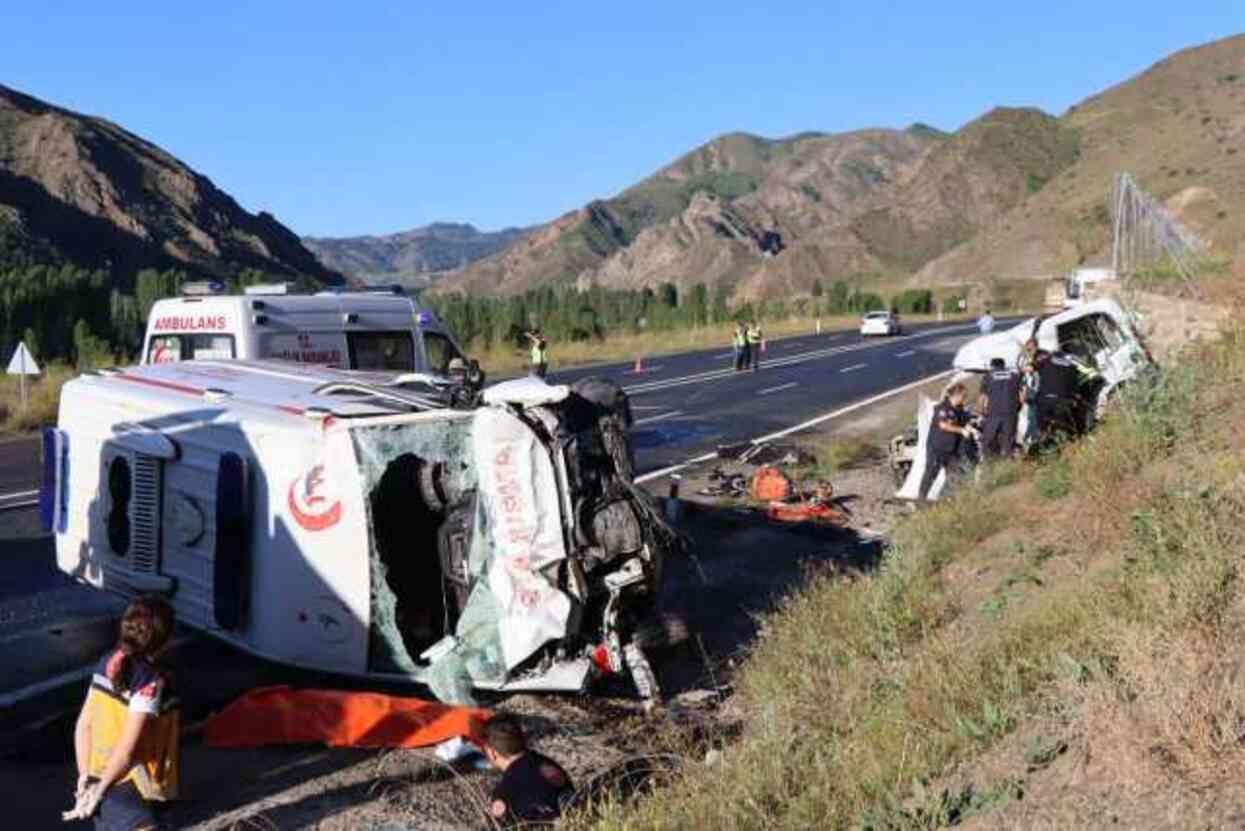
left=72, top=360, right=457, bottom=429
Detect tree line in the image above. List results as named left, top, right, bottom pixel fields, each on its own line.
left=0, top=261, right=944, bottom=367
left=425, top=281, right=939, bottom=352
left=0, top=265, right=288, bottom=367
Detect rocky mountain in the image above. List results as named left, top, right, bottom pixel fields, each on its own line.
left=303, top=222, right=529, bottom=286
left=915, top=34, right=1245, bottom=285
left=435, top=110, right=1082, bottom=300
left=433, top=34, right=1244, bottom=300
left=0, top=83, right=343, bottom=285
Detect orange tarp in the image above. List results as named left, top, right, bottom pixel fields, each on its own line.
left=765, top=501, right=848, bottom=525
left=204, top=685, right=492, bottom=750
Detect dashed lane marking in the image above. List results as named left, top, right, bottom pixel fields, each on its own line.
left=633, top=410, right=685, bottom=426
left=840, top=363, right=867, bottom=373
left=758, top=382, right=799, bottom=396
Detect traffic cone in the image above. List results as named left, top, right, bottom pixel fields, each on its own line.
left=633, top=355, right=644, bottom=373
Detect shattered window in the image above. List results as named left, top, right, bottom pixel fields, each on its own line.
left=350, top=417, right=477, bottom=675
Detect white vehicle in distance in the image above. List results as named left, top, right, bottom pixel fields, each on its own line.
left=860, top=310, right=902, bottom=337
left=141, top=282, right=465, bottom=375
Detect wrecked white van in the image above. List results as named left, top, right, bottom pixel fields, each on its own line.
left=41, top=360, right=675, bottom=703
left=893, top=299, right=1153, bottom=500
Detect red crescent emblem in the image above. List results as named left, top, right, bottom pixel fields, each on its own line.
left=288, top=464, right=342, bottom=531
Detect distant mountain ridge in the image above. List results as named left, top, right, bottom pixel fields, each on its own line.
left=303, top=222, right=530, bottom=286
left=424, top=33, right=1243, bottom=300
left=0, top=83, right=343, bottom=285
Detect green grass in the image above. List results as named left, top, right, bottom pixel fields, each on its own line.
left=579, top=314, right=1245, bottom=829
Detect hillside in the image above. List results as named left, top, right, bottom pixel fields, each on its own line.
left=435, top=110, right=1081, bottom=301
left=916, top=34, right=1245, bottom=285
left=303, top=222, right=530, bottom=286
left=432, top=34, right=1244, bottom=303
left=0, top=83, right=343, bottom=285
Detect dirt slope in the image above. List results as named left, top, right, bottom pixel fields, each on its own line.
left=916, top=34, right=1245, bottom=285
left=0, top=83, right=343, bottom=284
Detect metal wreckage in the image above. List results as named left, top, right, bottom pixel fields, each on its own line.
left=46, top=359, right=682, bottom=704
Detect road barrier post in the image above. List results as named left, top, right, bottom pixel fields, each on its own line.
left=633, top=355, right=644, bottom=373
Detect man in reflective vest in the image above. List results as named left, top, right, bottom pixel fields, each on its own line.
left=746, top=321, right=763, bottom=371
left=733, top=322, right=749, bottom=372
left=527, top=329, right=549, bottom=379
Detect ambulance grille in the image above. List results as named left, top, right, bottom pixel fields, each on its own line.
left=130, top=455, right=162, bottom=574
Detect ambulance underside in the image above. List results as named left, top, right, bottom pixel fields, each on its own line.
left=51, top=363, right=667, bottom=700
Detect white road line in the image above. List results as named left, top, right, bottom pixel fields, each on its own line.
left=897, top=350, right=916, bottom=358
left=635, top=369, right=956, bottom=484
left=633, top=410, right=684, bottom=426
left=0, top=488, right=39, bottom=500
left=758, top=382, right=798, bottom=396
left=624, top=322, right=982, bottom=396
left=631, top=404, right=666, bottom=411
left=713, top=352, right=735, bottom=359
left=840, top=363, right=867, bottom=373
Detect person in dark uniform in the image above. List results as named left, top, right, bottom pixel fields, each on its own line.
left=483, top=714, right=573, bottom=828
left=1035, top=350, right=1081, bottom=441
left=979, top=357, right=1022, bottom=458
left=918, top=382, right=973, bottom=501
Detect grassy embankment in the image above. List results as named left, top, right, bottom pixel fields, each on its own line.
left=581, top=297, right=1245, bottom=827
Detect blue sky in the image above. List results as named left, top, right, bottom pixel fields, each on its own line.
left=2, top=3, right=1240, bottom=236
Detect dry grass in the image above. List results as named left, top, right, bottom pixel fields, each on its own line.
left=578, top=301, right=1245, bottom=828
left=0, top=363, right=76, bottom=434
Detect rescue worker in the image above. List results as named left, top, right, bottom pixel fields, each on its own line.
left=1035, top=349, right=1083, bottom=441
left=746, top=321, right=763, bottom=371
left=526, top=329, right=549, bottom=379
left=66, top=596, right=179, bottom=829
left=733, top=322, right=749, bottom=372
left=979, top=357, right=1022, bottom=458
left=918, top=381, right=973, bottom=500
left=482, top=713, right=574, bottom=828
left=1020, top=354, right=1041, bottom=450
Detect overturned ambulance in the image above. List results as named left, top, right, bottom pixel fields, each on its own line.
left=42, top=360, right=677, bottom=703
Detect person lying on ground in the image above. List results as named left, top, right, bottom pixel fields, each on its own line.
left=66, top=595, right=179, bottom=830
left=482, top=713, right=574, bottom=828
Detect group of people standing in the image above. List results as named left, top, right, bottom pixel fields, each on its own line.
left=732, top=321, right=764, bottom=372
left=918, top=338, right=1096, bottom=501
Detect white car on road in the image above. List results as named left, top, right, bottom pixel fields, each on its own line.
left=860, top=311, right=902, bottom=337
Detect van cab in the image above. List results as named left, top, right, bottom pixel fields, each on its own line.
left=141, top=283, right=464, bottom=374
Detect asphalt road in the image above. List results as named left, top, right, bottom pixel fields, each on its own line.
left=0, top=317, right=1007, bottom=708
left=549, top=318, right=1000, bottom=473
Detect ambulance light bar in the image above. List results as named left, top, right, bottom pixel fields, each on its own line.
left=182, top=281, right=226, bottom=296
left=243, top=283, right=291, bottom=296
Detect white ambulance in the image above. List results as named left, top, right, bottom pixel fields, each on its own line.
left=41, top=360, right=672, bottom=702
left=141, top=283, right=465, bottom=375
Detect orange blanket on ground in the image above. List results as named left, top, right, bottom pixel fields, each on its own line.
left=204, top=686, right=492, bottom=750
